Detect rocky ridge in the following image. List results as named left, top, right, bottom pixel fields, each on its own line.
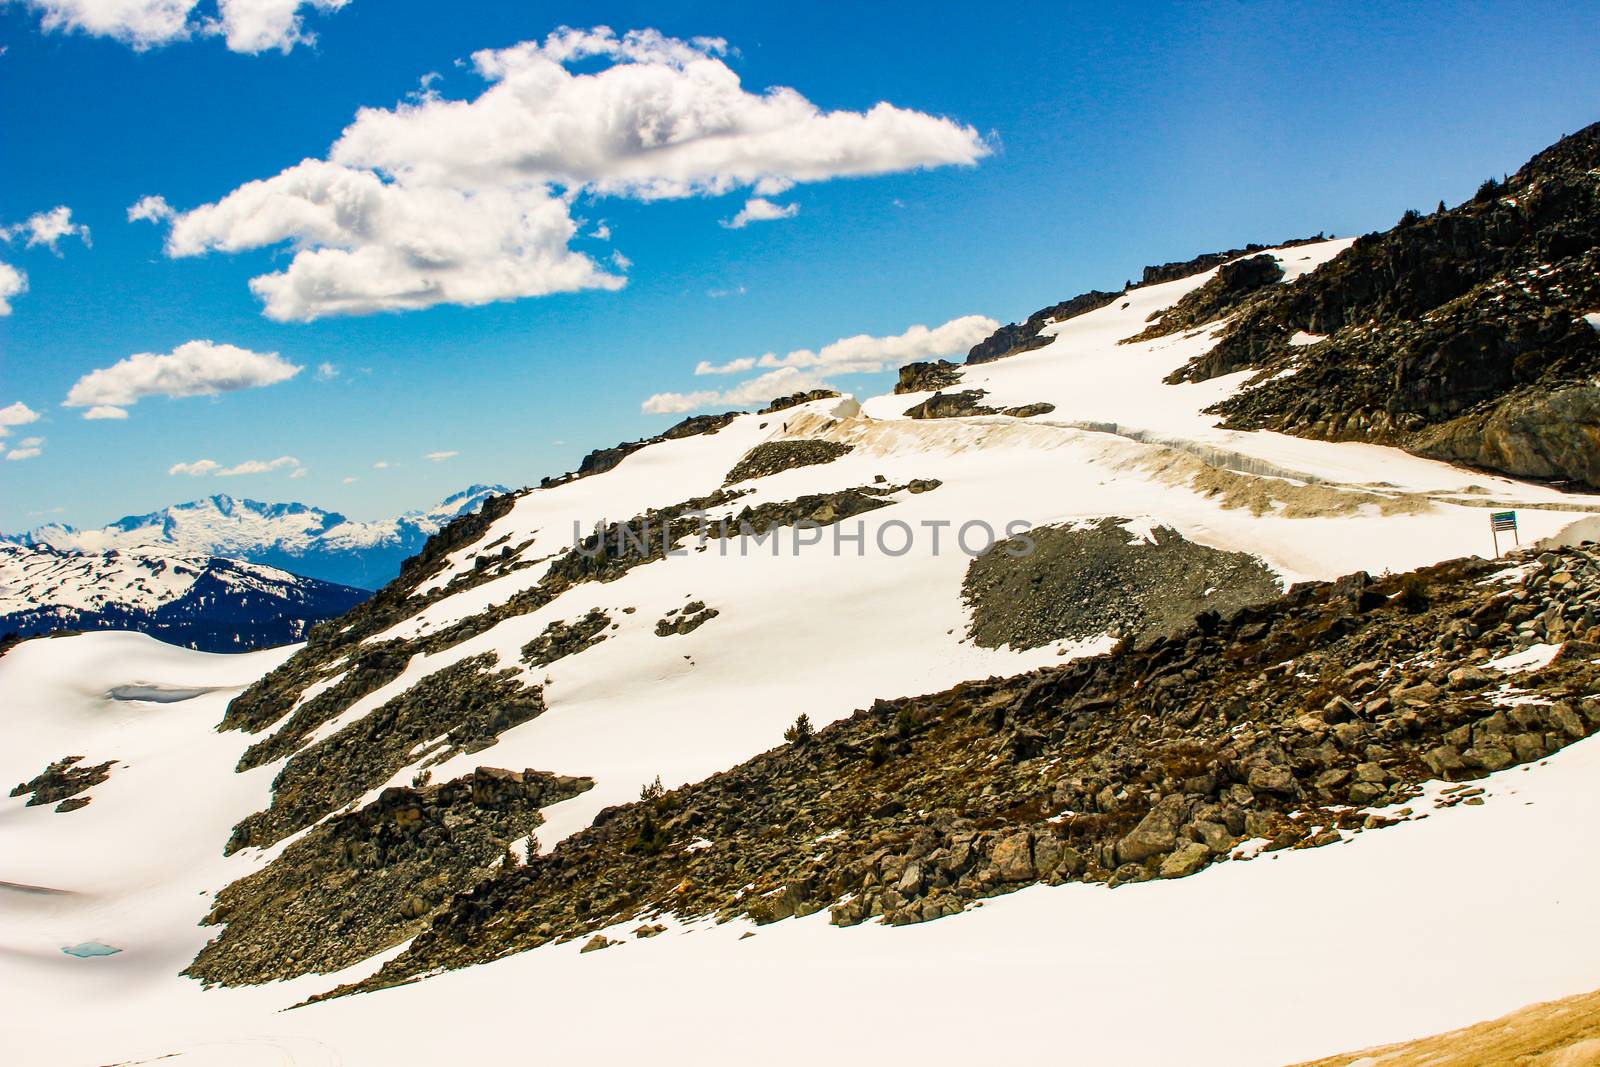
left=1125, top=253, right=1284, bottom=342
left=299, top=543, right=1600, bottom=998
left=958, top=233, right=1328, bottom=368
left=1169, top=123, right=1600, bottom=486
left=901, top=389, right=1055, bottom=419
left=189, top=765, right=591, bottom=985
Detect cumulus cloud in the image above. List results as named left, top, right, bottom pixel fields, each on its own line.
left=170, top=454, right=300, bottom=476
left=424, top=450, right=459, bottom=461
left=4, top=206, right=91, bottom=252
left=721, top=197, right=799, bottom=229
left=127, top=195, right=175, bottom=223
left=215, top=0, right=349, bottom=54
left=0, top=262, right=26, bottom=314
left=164, top=160, right=619, bottom=321
left=372, top=460, right=389, bottom=469
left=0, top=401, right=41, bottom=437
left=640, top=389, right=724, bottom=416
left=146, top=25, right=988, bottom=320
left=644, top=315, right=997, bottom=415
left=315, top=361, right=339, bottom=380
left=12, top=0, right=348, bottom=53
left=329, top=28, right=987, bottom=196
left=63, top=339, right=301, bottom=419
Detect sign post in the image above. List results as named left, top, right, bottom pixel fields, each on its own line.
left=1491, top=510, right=1518, bottom=557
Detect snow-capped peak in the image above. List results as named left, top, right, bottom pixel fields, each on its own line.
left=7, top=486, right=510, bottom=591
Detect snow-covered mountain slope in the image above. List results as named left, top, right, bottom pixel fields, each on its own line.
left=322, top=238, right=1592, bottom=848
left=7, top=231, right=1600, bottom=1066
left=4, top=631, right=1599, bottom=1066
left=10, top=485, right=510, bottom=590
left=0, top=543, right=369, bottom=651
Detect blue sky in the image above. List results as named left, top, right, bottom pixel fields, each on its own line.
left=2, top=0, right=1597, bottom=532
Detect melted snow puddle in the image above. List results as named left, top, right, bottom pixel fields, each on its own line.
left=106, top=683, right=225, bottom=703
left=61, top=941, right=121, bottom=958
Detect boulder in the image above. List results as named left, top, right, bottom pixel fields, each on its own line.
left=1159, top=842, right=1211, bottom=879
left=1117, top=795, right=1192, bottom=864
left=991, top=833, right=1035, bottom=881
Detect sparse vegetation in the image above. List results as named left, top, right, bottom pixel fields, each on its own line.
left=1399, top=572, right=1430, bottom=613
left=784, top=713, right=814, bottom=745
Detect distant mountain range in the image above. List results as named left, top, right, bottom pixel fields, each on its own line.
left=6, top=485, right=510, bottom=590
left=0, top=542, right=369, bottom=652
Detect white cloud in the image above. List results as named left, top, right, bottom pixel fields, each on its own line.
left=148, top=26, right=987, bottom=320
left=13, top=0, right=348, bottom=53
left=641, top=388, right=725, bottom=415
left=693, top=315, right=995, bottom=376
left=214, top=0, right=349, bottom=54
left=331, top=28, right=988, bottom=196
left=127, top=195, right=175, bottom=223
left=0, top=261, right=26, bottom=314
left=217, top=455, right=299, bottom=475
left=694, top=356, right=756, bottom=376
left=342, top=475, right=358, bottom=484
left=169, top=454, right=300, bottom=476
left=643, top=315, right=997, bottom=415
left=315, top=361, right=339, bottom=380
left=706, top=285, right=746, bottom=299
left=722, top=197, right=799, bottom=229
left=4, top=206, right=91, bottom=252
left=424, top=450, right=459, bottom=461
left=64, top=339, right=301, bottom=418
left=17, top=0, right=195, bottom=50
left=8, top=435, right=45, bottom=461
left=0, top=401, right=41, bottom=437
left=164, top=160, right=620, bottom=321
left=372, top=460, right=389, bottom=469
left=82, top=404, right=130, bottom=420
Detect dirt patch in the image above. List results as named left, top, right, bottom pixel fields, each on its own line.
left=1294, top=985, right=1600, bottom=1066
left=963, top=518, right=1280, bottom=649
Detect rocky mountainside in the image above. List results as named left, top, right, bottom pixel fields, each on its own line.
left=302, top=545, right=1600, bottom=997
left=1168, top=122, right=1600, bottom=486
left=9, top=485, right=510, bottom=590
left=0, top=542, right=369, bottom=651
